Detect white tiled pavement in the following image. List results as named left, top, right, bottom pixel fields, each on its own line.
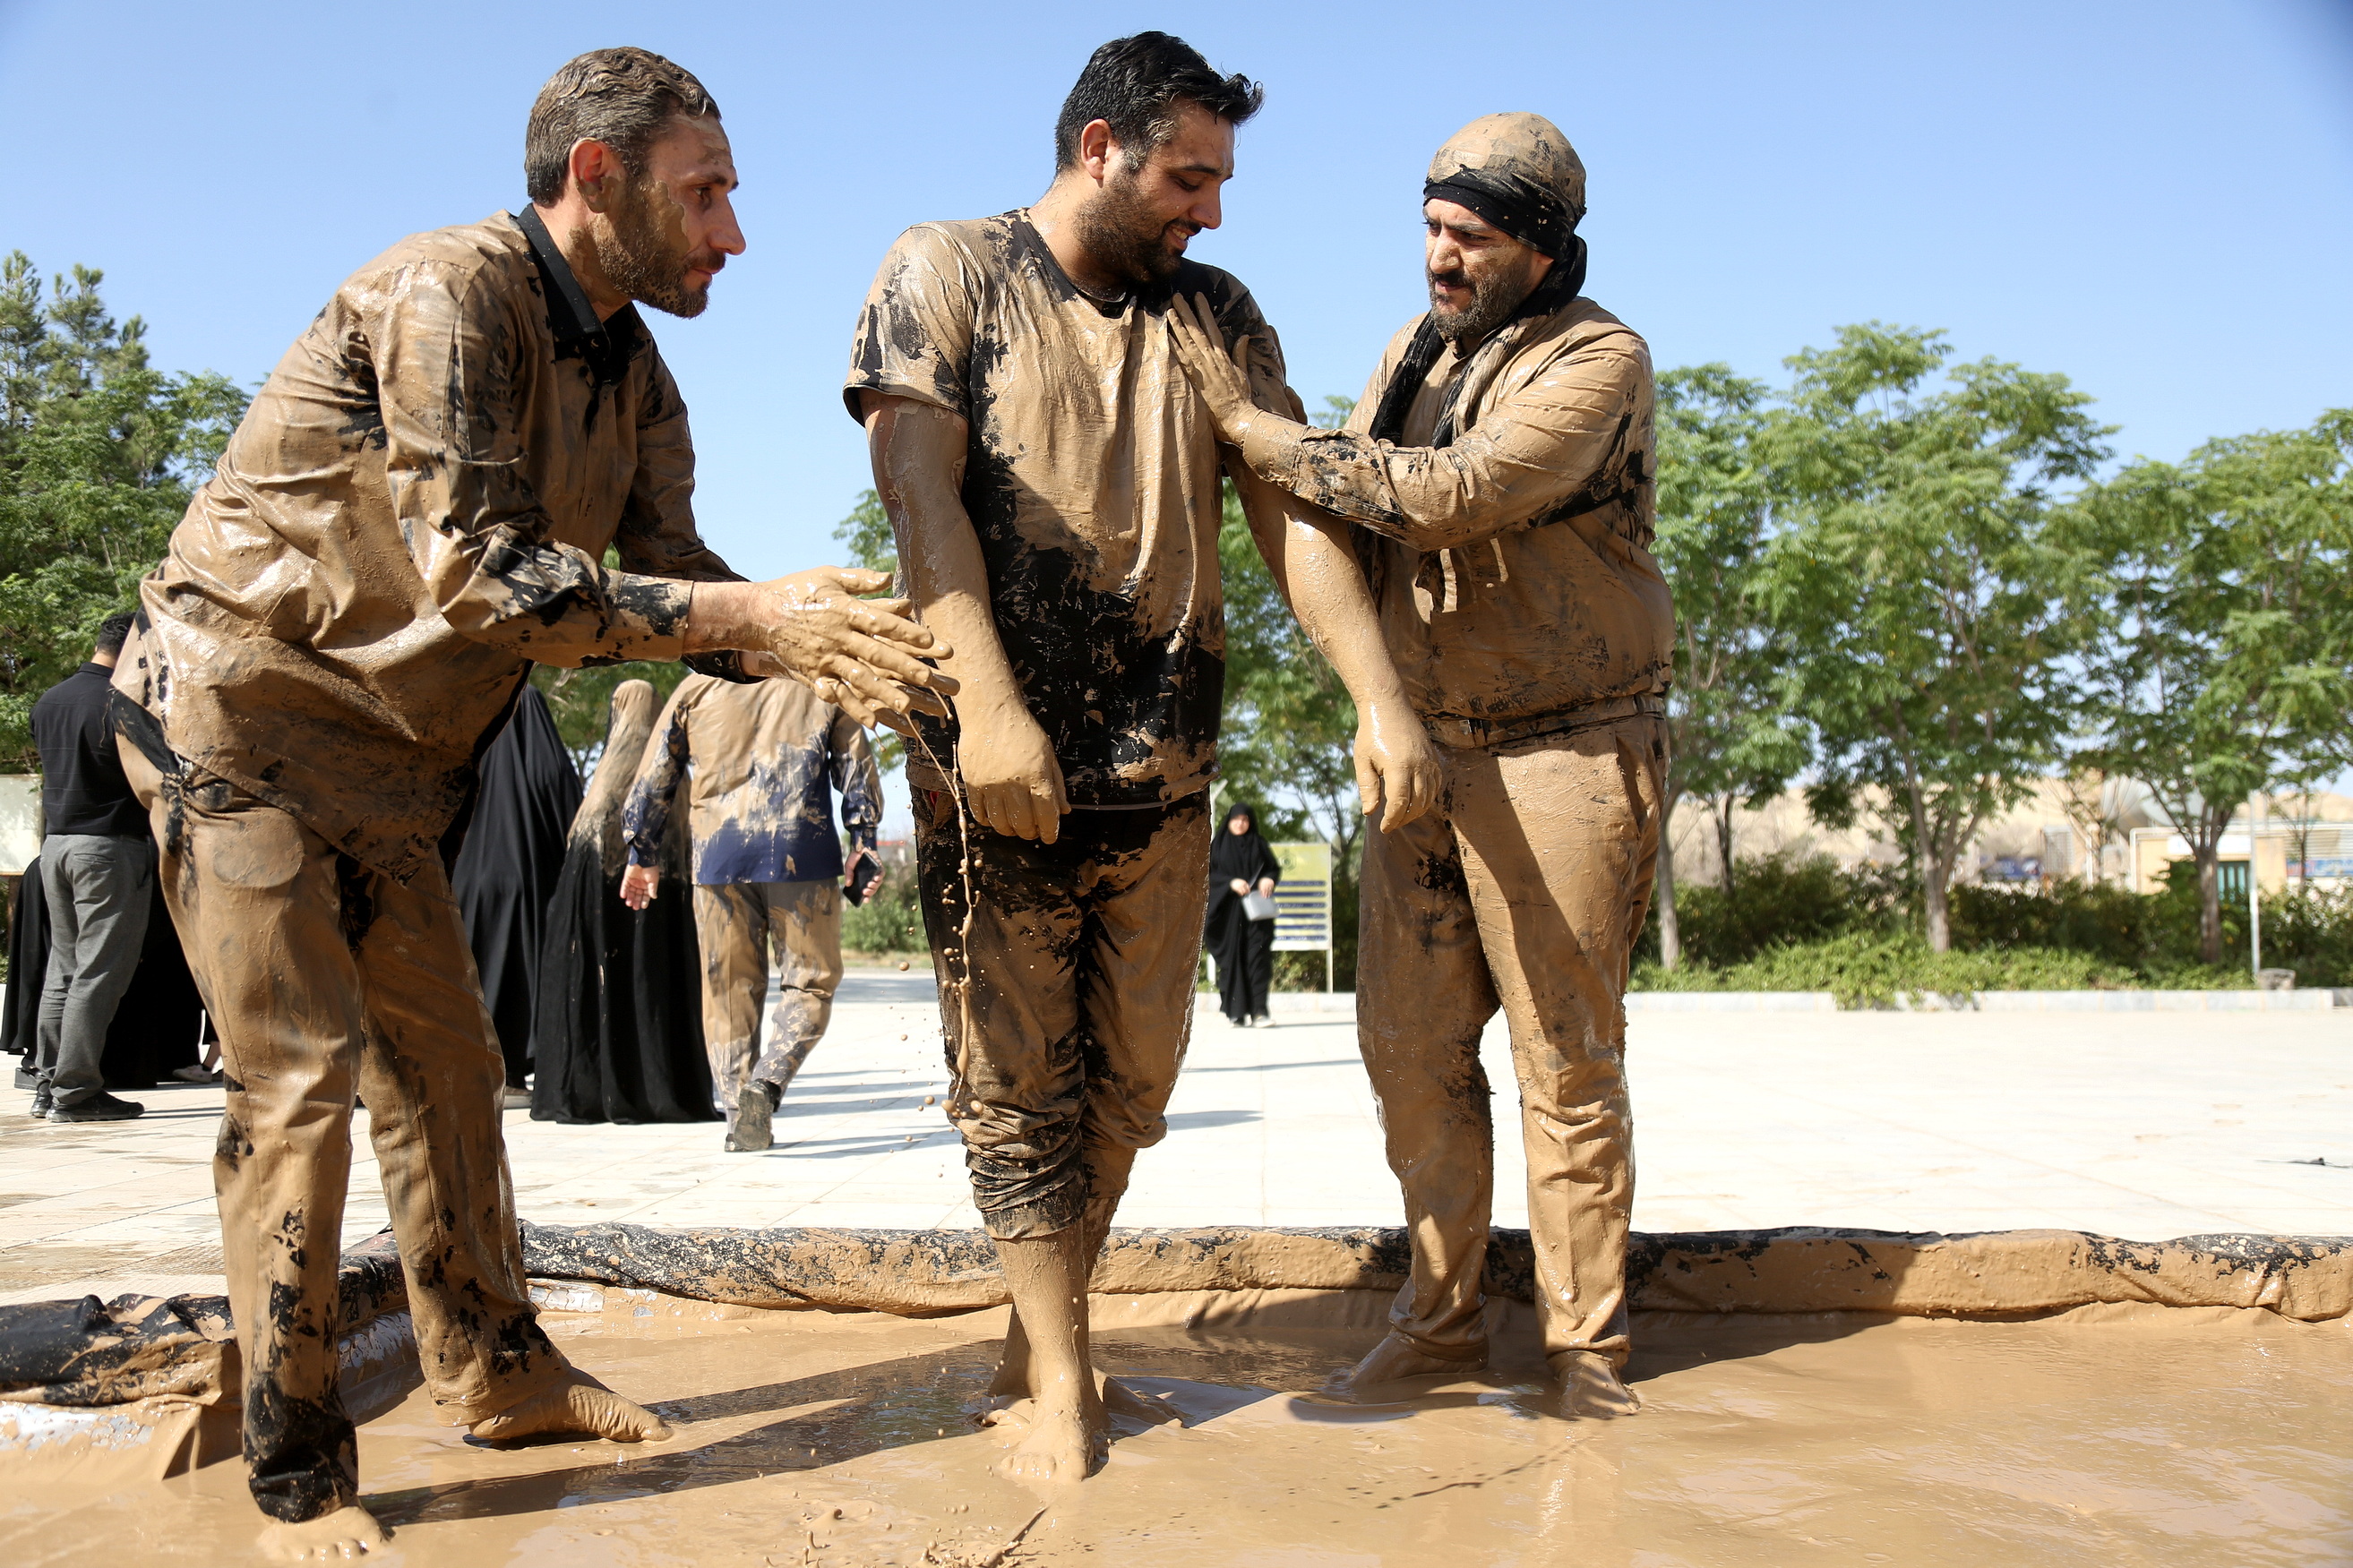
left=3, top=970, right=2349, bottom=1306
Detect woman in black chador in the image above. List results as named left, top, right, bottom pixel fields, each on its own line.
left=1203, top=801, right=1282, bottom=1027
left=532, top=680, right=714, bottom=1123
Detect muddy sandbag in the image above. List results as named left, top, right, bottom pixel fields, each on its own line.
left=520, top=1222, right=2353, bottom=1323
left=1630, top=1228, right=2353, bottom=1320
left=0, top=1234, right=409, bottom=1408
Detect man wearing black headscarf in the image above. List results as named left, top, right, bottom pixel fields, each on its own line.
left=1171, top=113, right=1672, bottom=1420
left=1203, top=801, right=1281, bottom=1026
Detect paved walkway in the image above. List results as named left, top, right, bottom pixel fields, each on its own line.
left=3, top=972, right=2348, bottom=1306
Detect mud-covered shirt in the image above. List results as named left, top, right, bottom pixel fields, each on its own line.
left=1232, top=296, right=1673, bottom=749
left=843, top=211, right=1273, bottom=806
left=621, top=673, right=880, bottom=886
left=116, top=212, right=745, bottom=881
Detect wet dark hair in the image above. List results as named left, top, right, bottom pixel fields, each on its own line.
left=525, top=47, right=721, bottom=206
left=1053, top=32, right=1262, bottom=172
left=94, top=610, right=136, bottom=657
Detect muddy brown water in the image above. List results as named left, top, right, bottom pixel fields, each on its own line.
left=7, top=1290, right=2347, bottom=1565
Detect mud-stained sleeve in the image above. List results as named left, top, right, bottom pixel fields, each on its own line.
left=371, top=260, right=696, bottom=666
left=829, top=707, right=880, bottom=854
left=840, top=225, right=978, bottom=424
left=621, top=680, right=696, bottom=869
left=1237, top=334, right=1649, bottom=552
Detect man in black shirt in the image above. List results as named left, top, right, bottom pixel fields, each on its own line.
left=30, top=611, right=150, bottom=1121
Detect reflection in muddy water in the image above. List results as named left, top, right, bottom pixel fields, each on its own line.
left=12, top=1296, right=2349, bottom=1566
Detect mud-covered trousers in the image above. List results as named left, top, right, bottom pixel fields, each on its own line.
left=1357, top=715, right=1664, bottom=1375
left=692, top=878, right=843, bottom=1116
left=913, top=787, right=1209, bottom=1241
left=120, top=742, right=568, bottom=1522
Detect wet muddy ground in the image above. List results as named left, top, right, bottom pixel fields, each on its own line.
left=8, top=1292, right=2347, bottom=1566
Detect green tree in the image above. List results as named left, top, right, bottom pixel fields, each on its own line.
left=2064, top=410, right=2353, bottom=963
left=0, top=254, right=245, bottom=766
left=1760, top=324, right=2108, bottom=951
left=1651, top=364, right=1808, bottom=968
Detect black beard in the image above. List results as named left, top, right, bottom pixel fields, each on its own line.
left=1074, top=167, right=1187, bottom=289
left=596, top=175, right=710, bottom=319
left=1428, top=259, right=1538, bottom=348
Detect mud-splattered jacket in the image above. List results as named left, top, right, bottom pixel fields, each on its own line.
left=1232, top=296, right=1673, bottom=749
left=620, top=674, right=880, bottom=886
left=844, top=211, right=1274, bottom=805
left=113, top=211, right=747, bottom=881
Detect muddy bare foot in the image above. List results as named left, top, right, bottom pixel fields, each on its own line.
left=1544, top=1350, right=1642, bottom=1419
left=1344, top=1331, right=1487, bottom=1394
left=468, top=1371, right=673, bottom=1444
left=990, top=1397, right=1105, bottom=1486
left=257, top=1504, right=389, bottom=1561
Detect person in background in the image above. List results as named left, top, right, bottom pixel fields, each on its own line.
left=619, top=671, right=881, bottom=1152
left=29, top=611, right=150, bottom=1122
left=1204, top=801, right=1280, bottom=1026
left=450, top=683, right=583, bottom=1105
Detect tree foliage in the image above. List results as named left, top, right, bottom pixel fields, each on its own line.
left=1758, top=324, right=2108, bottom=949
left=0, top=254, right=245, bottom=767
left=2062, top=410, right=2353, bottom=960
left=1651, top=364, right=1808, bottom=965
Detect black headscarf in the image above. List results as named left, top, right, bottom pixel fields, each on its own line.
left=1209, top=801, right=1280, bottom=887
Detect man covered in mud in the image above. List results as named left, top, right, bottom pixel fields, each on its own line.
left=848, top=33, right=1439, bottom=1482
left=618, top=672, right=883, bottom=1150
left=110, top=47, right=949, bottom=1558
left=1170, top=114, right=1673, bottom=1418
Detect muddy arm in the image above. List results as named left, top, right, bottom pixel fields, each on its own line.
left=1231, top=468, right=1442, bottom=831
left=1171, top=292, right=1644, bottom=553
left=860, top=390, right=1068, bottom=844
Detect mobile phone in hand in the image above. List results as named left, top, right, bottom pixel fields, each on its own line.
left=844, top=849, right=882, bottom=906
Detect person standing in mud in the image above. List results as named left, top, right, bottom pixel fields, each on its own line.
left=848, top=32, right=1439, bottom=1483
left=1170, top=113, right=1673, bottom=1419
left=109, top=47, right=950, bottom=1559
left=617, top=673, right=882, bottom=1151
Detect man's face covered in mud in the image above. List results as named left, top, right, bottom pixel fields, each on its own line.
left=1423, top=199, right=1550, bottom=348
left=1073, top=99, right=1235, bottom=288
left=595, top=114, right=743, bottom=319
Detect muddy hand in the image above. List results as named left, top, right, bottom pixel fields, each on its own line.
left=754, top=566, right=958, bottom=727
left=1353, top=700, right=1443, bottom=831
left=1167, top=292, right=1257, bottom=439
left=958, top=700, right=1069, bottom=844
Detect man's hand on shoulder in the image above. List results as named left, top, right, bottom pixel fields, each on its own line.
left=688, top=568, right=957, bottom=733
left=1168, top=292, right=1305, bottom=443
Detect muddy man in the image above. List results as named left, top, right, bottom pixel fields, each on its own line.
left=108, top=48, right=949, bottom=1560
left=849, top=33, right=1439, bottom=1484
left=1172, top=114, right=1674, bottom=1419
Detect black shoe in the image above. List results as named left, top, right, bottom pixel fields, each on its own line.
left=726, top=1082, right=780, bottom=1152
left=12, top=1065, right=38, bottom=1090
left=48, top=1092, right=145, bottom=1123
left=29, top=1085, right=53, bottom=1118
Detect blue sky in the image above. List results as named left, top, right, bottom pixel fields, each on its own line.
left=5, top=0, right=2349, bottom=586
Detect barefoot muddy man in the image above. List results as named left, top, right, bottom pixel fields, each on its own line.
left=1171, top=113, right=1673, bottom=1419
left=108, top=47, right=949, bottom=1557
left=849, top=32, right=1438, bottom=1482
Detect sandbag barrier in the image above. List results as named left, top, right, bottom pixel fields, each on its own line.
left=0, top=1231, right=406, bottom=1410
left=5, top=1224, right=2346, bottom=1415
left=513, top=1221, right=2353, bottom=1324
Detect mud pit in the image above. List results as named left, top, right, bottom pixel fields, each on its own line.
left=8, top=1281, right=2348, bottom=1566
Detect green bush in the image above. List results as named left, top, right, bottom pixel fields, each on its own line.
left=840, top=861, right=926, bottom=955
left=1639, top=848, right=2352, bottom=999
